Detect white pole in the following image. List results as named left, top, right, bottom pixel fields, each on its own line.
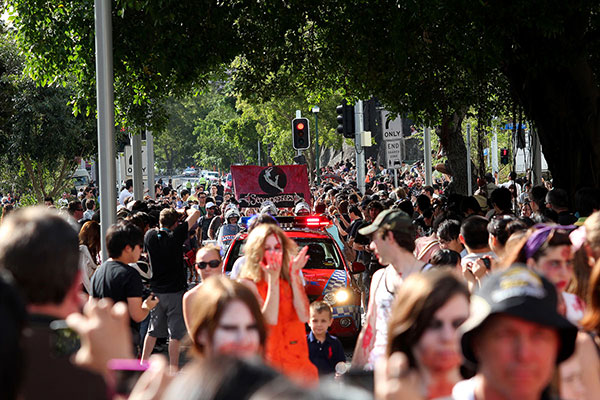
left=146, top=129, right=155, bottom=199
left=532, top=127, right=542, bottom=186
left=466, top=123, right=472, bottom=196
left=355, top=101, right=365, bottom=194
left=94, top=0, right=117, bottom=261
left=424, top=126, right=432, bottom=186
left=131, top=133, right=143, bottom=200
left=257, top=140, right=261, bottom=166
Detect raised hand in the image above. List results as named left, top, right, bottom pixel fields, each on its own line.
left=260, top=249, right=283, bottom=278
left=290, top=246, right=309, bottom=275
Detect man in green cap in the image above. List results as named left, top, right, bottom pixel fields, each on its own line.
left=352, top=209, right=425, bottom=370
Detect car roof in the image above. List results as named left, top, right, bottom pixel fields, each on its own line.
left=235, top=229, right=332, bottom=241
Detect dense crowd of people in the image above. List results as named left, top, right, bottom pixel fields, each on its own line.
left=0, top=159, right=599, bottom=400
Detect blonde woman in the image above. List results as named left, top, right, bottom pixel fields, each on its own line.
left=239, top=223, right=318, bottom=383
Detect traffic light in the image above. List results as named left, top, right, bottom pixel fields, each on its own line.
left=292, top=117, right=310, bottom=150
left=336, top=101, right=355, bottom=138
left=500, top=148, right=509, bottom=165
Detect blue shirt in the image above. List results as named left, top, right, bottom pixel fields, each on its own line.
left=306, top=331, right=346, bottom=375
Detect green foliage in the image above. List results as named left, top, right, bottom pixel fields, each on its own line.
left=4, top=0, right=243, bottom=131
left=0, top=32, right=96, bottom=201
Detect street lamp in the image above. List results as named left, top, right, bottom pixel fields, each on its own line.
left=312, top=106, right=320, bottom=185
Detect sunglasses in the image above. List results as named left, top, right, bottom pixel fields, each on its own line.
left=195, top=260, right=221, bottom=269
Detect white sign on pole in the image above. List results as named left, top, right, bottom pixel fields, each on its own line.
left=124, top=144, right=148, bottom=177
left=381, top=111, right=403, bottom=141
left=385, top=140, right=403, bottom=169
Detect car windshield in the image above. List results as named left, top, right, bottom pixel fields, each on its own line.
left=225, top=237, right=344, bottom=273
left=73, top=176, right=88, bottom=186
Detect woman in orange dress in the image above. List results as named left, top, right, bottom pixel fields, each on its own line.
left=239, top=223, right=318, bottom=383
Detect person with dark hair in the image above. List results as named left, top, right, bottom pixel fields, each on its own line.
left=437, top=219, right=465, bottom=256
left=179, top=188, right=190, bottom=208
left=0, top=207, right=106, bottom=399
left=529, top=184, right=549, bottom=218
left=546, top=188, right=577, bottom=225
left=92, top=221, right=159, bottom=354
left=574, top=187, right=600, bottom=224
left=460, top=215, right=497, bottom=289
left=487, top=187, right=513, bottom=217
left=487, top=215, right=527, bottom=260
left=67, top=199, right=84, bottom=227
left=43, top=196, right=54, bottom=207
left=353, top=210, right=423, bottom=369
left=460, top=196, right=483, bottom=216
left=0, top=272, right=27, bottom=400
left=428, top=249, right=462, bottom=271
left=396, top=199, right=414, bottom=216
left=119, top=178, right=134, bottom=206
left=141, top=207, right=200, bottom=371
left=504, top=225, right=583, bottom=325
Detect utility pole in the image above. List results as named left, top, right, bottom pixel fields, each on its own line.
left=146, top=129, right=155, bottom=199
left=355, top=100, right=365, bottom=194
left=94, top=0, right=117, bottom=261
left=423, top=126, right=432, bottom=186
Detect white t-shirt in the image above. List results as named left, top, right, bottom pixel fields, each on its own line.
left=563, top=291, right=585, bottom=325
left=119, top=188, right=132, bottom=205
left=451, top=378, right=477, bottom=400
left=460, top=251, right=497, bottom=269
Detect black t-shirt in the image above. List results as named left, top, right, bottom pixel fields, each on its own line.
left=91, top=260, right=144, bottom=331
left=199, top=215, right=215, bottom=241
left=144, top=223, right=188, bottom=293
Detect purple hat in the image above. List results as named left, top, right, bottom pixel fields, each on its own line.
left=524, top=224, right=576, bottom=259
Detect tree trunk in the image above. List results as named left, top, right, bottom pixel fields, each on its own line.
left=505, top=55, right=600, bottom=196
left=501, top=11, right=600, bottom=197
left=437, top=110, right=475, bottom=195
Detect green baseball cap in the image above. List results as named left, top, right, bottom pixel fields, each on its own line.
left=358, top=209, right=415, bottom=236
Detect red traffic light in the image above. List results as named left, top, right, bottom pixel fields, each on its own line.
left=296, top=122, right=305, bottom=130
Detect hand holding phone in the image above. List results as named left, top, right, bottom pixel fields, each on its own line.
left=143, top=293, right=159, bottom=311
left=66, top=299, right=134, bottom=376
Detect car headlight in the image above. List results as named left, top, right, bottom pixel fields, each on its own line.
left=335, top=289, right=350, bottom=304
left=323, top=292, right=335, bottom=305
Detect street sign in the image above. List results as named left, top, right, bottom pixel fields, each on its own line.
left=385, top=140, right=403, bottom=169
left=124, top=144, right=148, bottom=177
left=381, top=111, right=403, bottom=141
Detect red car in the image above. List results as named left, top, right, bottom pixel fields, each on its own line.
left=223, top=216, right=364, bottom=338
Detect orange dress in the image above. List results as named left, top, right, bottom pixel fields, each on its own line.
left=256, top=278, right=318, bottom=383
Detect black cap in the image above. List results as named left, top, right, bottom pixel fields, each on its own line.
left=460, top=265, right=577, bottom=364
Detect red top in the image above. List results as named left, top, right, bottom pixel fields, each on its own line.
left=256, top=278, right=318, bottom=383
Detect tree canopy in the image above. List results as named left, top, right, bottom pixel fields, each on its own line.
left=4, top=1, right=600, bottom=194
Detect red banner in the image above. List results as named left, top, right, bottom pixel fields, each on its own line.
left=231, top=165, right=311, bottom=208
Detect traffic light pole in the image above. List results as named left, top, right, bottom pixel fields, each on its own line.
left=354, top=100, right=366, bottom=194
left=314, top=111, right=320, bottom=185
left=492, top=121, right=499, bottom=175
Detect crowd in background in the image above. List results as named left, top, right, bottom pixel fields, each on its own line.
left=0, top=156, right=600, bottom=400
